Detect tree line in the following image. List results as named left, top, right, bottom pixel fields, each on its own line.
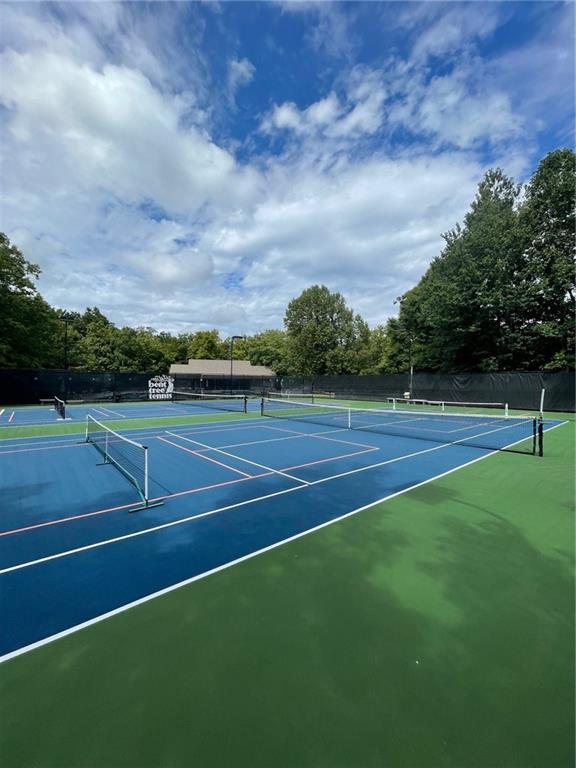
left=0, top=149, right=573, bottom=376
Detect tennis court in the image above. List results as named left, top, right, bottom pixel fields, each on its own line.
left=0, top=398, right=573, bottom=767
left=0, top=391, right=256, bottom=426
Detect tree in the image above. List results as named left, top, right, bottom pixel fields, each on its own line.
left=325, top=314, right=372, bottom=374
left=392, top=169, right=525, bottom=372
left=244, top=330, right=290, bottom=373
left=188, top=330, right=224, bottom=359
left=77, top=312, right=125, bottom=371
left=284, top=285, right=364, bottom=375
left=357, top=324, right=389, bottom=374
left=390, top=154, right=575, bottom=372
left=0, top=233, right=60, bottom=367
left=518, top=148, right=575, bottom=369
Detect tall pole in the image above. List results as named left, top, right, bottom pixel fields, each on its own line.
left=408, top=334, right=414, bottom=397
left=64, top=319, right=69, bottom=370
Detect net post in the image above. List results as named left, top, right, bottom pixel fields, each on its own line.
left=260, top=398, right=264, bottom=416
left=392, top=398, right=397, bottom=411
left=441, top=401, right=445, bottom=413
left=85, top=417, right=89, bottom=443
left=538, top=418, right=544, bottom=457
left=505, top=403, right=509, bottom=418
left=105, top=430, right=109, bottom=463
left=347, top=408, right=351, bottom=429
left=144, top=446, right=149, bottom=503
left=243, top=395, right=248, bottom=414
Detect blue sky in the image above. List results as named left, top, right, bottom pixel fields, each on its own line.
left=1, top=1, right=574, bottom=336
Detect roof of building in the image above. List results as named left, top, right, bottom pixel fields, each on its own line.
left=169, top=359, right=276, bottom=377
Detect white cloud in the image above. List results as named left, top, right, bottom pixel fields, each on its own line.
left=0, top=1, right=568, bottom=339
left=261, top=67, right=385, bottom=140
left=228, top=57, right=255, bottom=94
left=281, top=2, right=356, bottom=60
left=0, top=48, right=261, bottom=215
left=403, top=4, right=503, bottom=62
left=388, top=61, right=523, bottom=149
left=203, top=153, right=481, bottom=329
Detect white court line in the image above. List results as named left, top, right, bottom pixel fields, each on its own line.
left=190, top=425, right=380, bottom=454
left=1, top=420, right=567, bottom=665
left=91, top=409, right=112, bottom=418
left=260, top=423, right=379, bottom=450
left=0, top=409, right=4, bottom=418
left=0, top=443, right=88, bottom=457
left=8, top=411, right=15, bottom=423
left=164, top=430, right=310, bottom=486
left=94, top=406, right=126, bottom=418
left=157, top=436, right=253, bottom=478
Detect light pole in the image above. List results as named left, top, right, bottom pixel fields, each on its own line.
left=229, top=335, right=244, bottom=390
left=408, top=334, right=414, bottom=397
left=61, top=315, right=71, bottom=370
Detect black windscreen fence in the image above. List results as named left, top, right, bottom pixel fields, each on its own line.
left=0, top=370, right=158, bottom=405
left=0, top=369, right=280, bottom=405
left=0, top=369, right=573, bottom=412
left=281, top=371, right=575, bottom=412
left=177, top=376, right=279, bottom=395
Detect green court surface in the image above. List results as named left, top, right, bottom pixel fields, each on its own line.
left=0, top=416, right=573, bottom=768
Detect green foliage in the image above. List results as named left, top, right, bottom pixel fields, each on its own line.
left=188, top=330, right=224, bottom=360
left=0, top=234, right=60, bottom=367
left=222, top=335, right=249, bottom=361
left=244, top=330, right=290, bottom=374
left=389, top=150, right=575, bottom=372
left=284, top=285, right=368, bottom=375
left=518, top=148, right=576, bottom=369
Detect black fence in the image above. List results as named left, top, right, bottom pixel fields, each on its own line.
left=0, top=370, right=157, bottom=405
left=281, top=371, right=575, bottom=412
left=0, top=368, right=573, bottom=412
left=175, top=375, right=279, bottom=396
left=0, top=369, right=280, bottom=405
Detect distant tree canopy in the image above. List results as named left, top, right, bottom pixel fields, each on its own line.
left=387, top=149, right=575, bottom=373
left=0, top=148, right=573, bottom=375
left=0, top=234, right=60, bottom=368
left=284, top=285, right=369, bottom=375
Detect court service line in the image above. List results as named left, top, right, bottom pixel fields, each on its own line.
left=8, top=412, right=14, bottom=423
left=0, top=421, right=261, bottom=451
left=2, top=422, right=567, bottom=665
left=94, top=407, right=127, bottom=418
left=189, top=428, right=378, bottom=454
left=0, top=442, right=89, bottom=457
left=258, top=423, right=380, bottom=450
left=157, top=436, right=253, bottom=478
left=164, top=430, right=310, bottom=486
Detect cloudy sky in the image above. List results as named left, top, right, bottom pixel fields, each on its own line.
left=1, top=1, right=573, bottom=336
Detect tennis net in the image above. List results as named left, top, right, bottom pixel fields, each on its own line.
left=54, top=396, right=66, bottom=419
left=266, top=392, right=315, bottom=403
left=389, top=398, right=509, bottom=417
left=261, top=398, right=542, bottom=455
left=172, top=391, right=247, bottom=413
left=86, top=415, right=149, bottom=505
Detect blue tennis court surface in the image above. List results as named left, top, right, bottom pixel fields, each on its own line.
left=0, top=397, right=261, bottom=426
left=0, top=407, right=563, bottom=660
